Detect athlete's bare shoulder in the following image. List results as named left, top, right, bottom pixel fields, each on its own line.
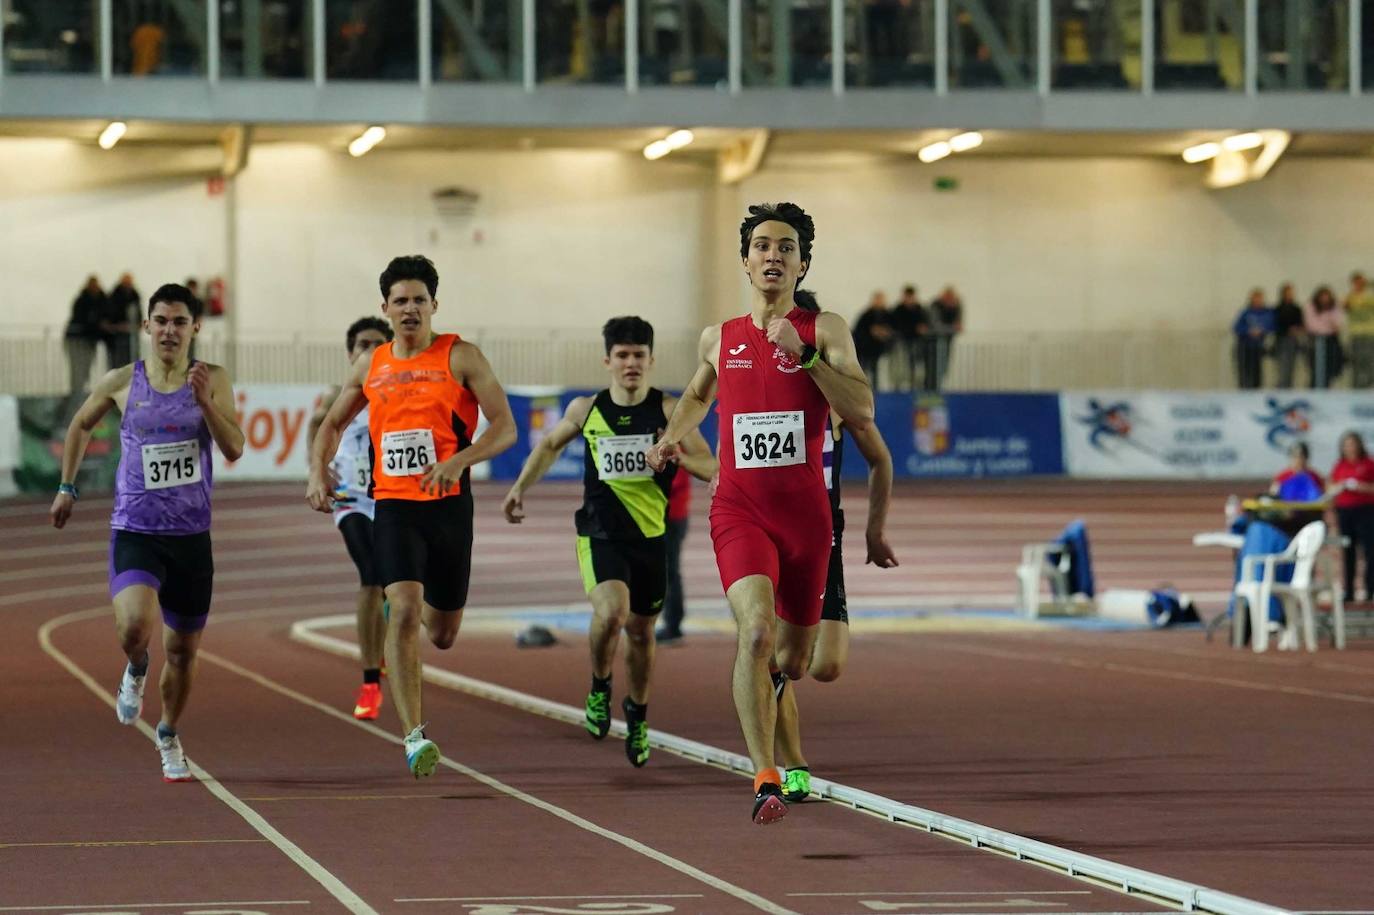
left=564, top=394, right=595, bottom=425
left=698, top=323, right=723, bottom=367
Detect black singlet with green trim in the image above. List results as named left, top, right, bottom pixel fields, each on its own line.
left=575, top=388, right=677, bottom=540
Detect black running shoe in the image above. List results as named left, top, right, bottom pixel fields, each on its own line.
left=654, top=626, right=685, bottom=646
left=752, top=781, right=787, bottom=825
left=623, top=698, right=649, bottom=768
left=584, top=688, right=611, bottom=739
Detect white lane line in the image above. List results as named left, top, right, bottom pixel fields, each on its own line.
left=395, top=895, right=705, bottom=902
left=936, top=642, right=1374, bottom=707
left=37, top=609, right=379, bottom=915
left=788, top=893, right=1092, bottom=897
left=0, top=904, right=310, bottom=913
left=290, top=616, right=1287, bottom=915
left=196, top=649, right=798, bottom=915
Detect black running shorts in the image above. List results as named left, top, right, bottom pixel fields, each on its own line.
left=338, top=513, right=382, bottom=588
left=576, top=535, right=667, bottom=617
left=373, top=494, right=473, bottom=612
left=821, top=519, right=848, bottom=625
left=109, top=529, right=214, bottom=632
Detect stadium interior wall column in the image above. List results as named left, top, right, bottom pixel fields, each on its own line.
left=702, top=183, right=741, bottom=326
left=224, top=175, right=240, bottom=379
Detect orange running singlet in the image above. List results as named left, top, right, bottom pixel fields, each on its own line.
left=365, top=333, right=480, bottom=501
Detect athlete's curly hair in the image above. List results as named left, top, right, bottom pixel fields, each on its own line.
left=346, top=316, right=393, bottom=352
left=792, top=289, right=820, bottom=312
left=379, top=254, right=439, bottom=299
left=738, top=202, right=815, bottom=271
left=601, top=315, right=654, bottom=354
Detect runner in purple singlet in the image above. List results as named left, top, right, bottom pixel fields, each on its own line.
left=50, top=283, right=244, bottom=783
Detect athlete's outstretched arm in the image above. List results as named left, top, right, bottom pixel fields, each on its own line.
left=502, top=396, right=592, bottom=523
left=192, top=363, right=245, bottom=462
left=50, top=366, right=131, bottom=529
left=648, top=325, right=719, bottom=471
left=307, top=358, right=369, bottom=512
left=662, top=394, right=718, bottom=482
left=847, top=420, right=898, bottom=568
left=811, top=312, right=875, bottom=431
left=306, top=385, right=341, bottom=451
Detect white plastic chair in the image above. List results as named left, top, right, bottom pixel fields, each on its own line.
left=1016, top=543, right=1070, bottom=619
left=1232, top=520, right=1326, bottom=653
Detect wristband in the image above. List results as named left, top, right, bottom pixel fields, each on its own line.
left=58, top=482, right=79, bottom=501
left=796, top=344, right=820, bottom=370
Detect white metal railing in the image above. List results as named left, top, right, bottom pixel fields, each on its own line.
left=0, top=325, right=1342, bottom=396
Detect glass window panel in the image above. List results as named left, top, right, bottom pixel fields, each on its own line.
left=220, top=0, right=310, bottom=78
left=635, top=0, right=729, bottom=87
left=1257, top=0, right=1347, bottom=91
left=742, top=0, right=833, bottom=87
left=113, top=0, right=208, bottom=76
left=1154, top=0, right=1242, bottom=90
left=948, top=0, right=1036, bottom=89
left=847, top=0, right=936, bottom=88
left=434, top=0, right=523, bottom=82
left=325, top=0, right=418, bottom=80
left=5, top=0, right=99, bottom=74
left=537, top=0, right=624, bottom=83
left=1051, top=0, right=1137, bottom=89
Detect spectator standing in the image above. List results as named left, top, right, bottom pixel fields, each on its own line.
left=925, top=286, right=963, bottom=391
left=104, top=273, right=141, bottom=369
left=62, top=276, right=107, bottom=420
left=1271, top=282, right=1305, bottom=389
left=185, top=279, right=201, bottom=361
left=1304, top=285, right=1345, bottom=389
left=852, top=291, right=895, bottom=389
left=1232, top=288, right=1274, bottom=389
left=1328, top=431, right=1374, bottom=602
left=887, top=285, right=928, bottom=392
left=1343, top=271, right=1374, bottom=388
left=1270, top=442, right=1324, bottom=501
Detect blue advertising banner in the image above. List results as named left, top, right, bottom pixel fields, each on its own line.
left=897, top=393, right=1064, bottom=478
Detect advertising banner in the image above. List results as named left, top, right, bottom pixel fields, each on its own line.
left=893, top=393, right=1064, bottom=478
left=1061, top=391, right=1374, bottom=478
left=15, top=397, right=122, bottom=494
left=214, top=384, right=330, bottom=481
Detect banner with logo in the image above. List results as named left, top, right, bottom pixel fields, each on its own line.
left=889, top=393, right=1064, bottom=478
left=14, top=396, right=123, bottom=494
left=1061, top=391, right=1374, bottom=478
left=214, top=384, right=330, bottom=480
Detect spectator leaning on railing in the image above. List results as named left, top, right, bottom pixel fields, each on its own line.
left=1232, top=288, right=1273, bottom=390
left=1271, top=282, right=1305, bottom=390
left=926, top=286, right=963, bottom=391
left=888, top=285, right=928, bottom=393
left=1343, top=271, right=1374, bottom=388
left=62, top=275, right=107, bottom=421
left=1304, top=284, right=1345, bottom=389
left=852, top=291, right=894, bottom=389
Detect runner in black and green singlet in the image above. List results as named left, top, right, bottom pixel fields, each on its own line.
left=503, top=317, right=716, bottom=767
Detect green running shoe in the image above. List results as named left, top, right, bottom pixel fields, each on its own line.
left=782, top=767, right=811, bottom=802
left=584, top=688, right=611, bottom=739
left=623, top=697, right=649, bottom=768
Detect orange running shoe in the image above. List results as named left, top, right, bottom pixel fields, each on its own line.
left=353, top=682, right=383, bottom=720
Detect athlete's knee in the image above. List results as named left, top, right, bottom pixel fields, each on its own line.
left=776, top=650, right=807, bottom=681
left=164, top=642, right=196, bottom=671
left=738, top=618, right=776, bottom=660
left=809, top=659, right=843, bottom=682
left=117, top=622, right=152, bottom=653
left=623, top=616, right=653, bottom=647
left=425, top=613, right=461, bottom=649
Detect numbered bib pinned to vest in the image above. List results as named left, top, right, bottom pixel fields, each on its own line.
left=596, top=433, right=653, bottom=480
left=380, top=428, right=436, bottom=476
left=733, top=411, right=805, bottom=469
left=141, top=439, right=202, bottom=490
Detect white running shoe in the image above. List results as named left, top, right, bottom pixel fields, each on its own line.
left=403, top=725, right=440, bottom=778
left=158, top=734, right=194, bottom=783
left=115, top=666, right=146, bottom=725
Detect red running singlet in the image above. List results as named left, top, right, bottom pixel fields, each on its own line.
left=709, top=308, right=834, bottom=626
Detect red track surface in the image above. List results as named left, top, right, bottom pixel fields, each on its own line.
left=4, top=480, right=1372, bottom=915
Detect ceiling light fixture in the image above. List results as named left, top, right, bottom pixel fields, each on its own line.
left=664, top=129, right=695, bottom=150
left=348, top=125, right=386, bottom=158
left=97, top=121, right=127, bottom=150
left=643, top=139, right=672, bottom=161
left=917, top=141, right=952, bottom=164
left=1182, top=142, right=1220, bottom=164
left=1222, top=132, right=1264, bottom=152
left=948, top=131, right=983, bottom=153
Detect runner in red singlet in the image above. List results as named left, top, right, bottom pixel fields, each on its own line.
left=647, top=202, right=873, bottom=824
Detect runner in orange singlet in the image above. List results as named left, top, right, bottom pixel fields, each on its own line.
left=648, top=203, right=874, bottom=823
left=308, top=255, right=516, bottom=778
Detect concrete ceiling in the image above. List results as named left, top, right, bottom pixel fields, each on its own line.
left=1, top=119, right=1371, bottom=158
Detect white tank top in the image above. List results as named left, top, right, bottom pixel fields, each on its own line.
left=331, top=406, right=375, bottom=524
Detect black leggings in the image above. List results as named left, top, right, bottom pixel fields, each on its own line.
left=1336, top=505, right=1374, bottom=599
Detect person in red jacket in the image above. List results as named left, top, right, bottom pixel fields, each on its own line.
left=1328, top=431, right=1374, bottom=602
left=654, top=469, right=693, bottom=644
